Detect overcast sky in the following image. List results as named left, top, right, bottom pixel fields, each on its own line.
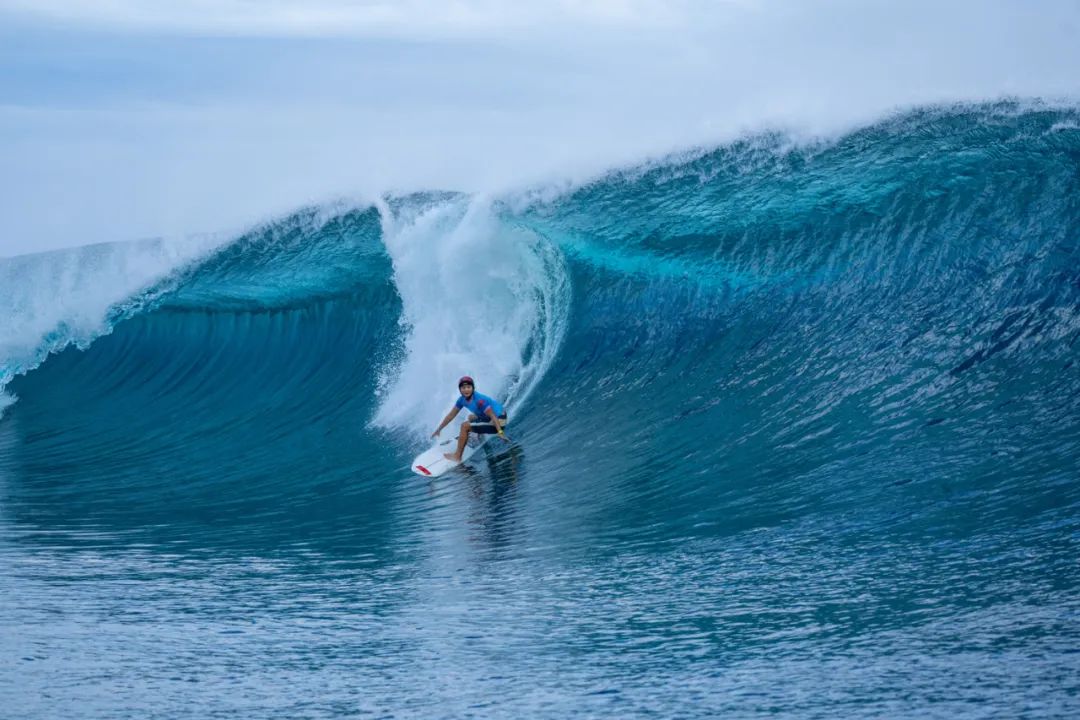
left=2, top=0, right=1079, bottom=256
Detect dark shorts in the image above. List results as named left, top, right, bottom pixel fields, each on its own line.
left=470, top=414, right=508, bottom=435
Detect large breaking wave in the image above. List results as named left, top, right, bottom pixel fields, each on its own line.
left=1, top=102, right=1078, bottom=541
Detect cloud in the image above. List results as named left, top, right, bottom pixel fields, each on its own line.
left=0, top=0, right=700, bottom=38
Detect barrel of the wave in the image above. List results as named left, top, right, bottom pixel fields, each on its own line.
left=412, top=376, right=511, bottom=477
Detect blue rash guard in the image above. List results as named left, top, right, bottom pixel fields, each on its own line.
left=455, top=392, right=506, bottom=419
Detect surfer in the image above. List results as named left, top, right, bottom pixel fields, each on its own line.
left=431, top=376, right=508, bottom=462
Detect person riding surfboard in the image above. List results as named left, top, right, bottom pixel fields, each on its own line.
left=431, top=376, right=508, bottom=462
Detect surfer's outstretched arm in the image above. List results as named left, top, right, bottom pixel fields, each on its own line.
left=432, top=407, right=461, bottom=438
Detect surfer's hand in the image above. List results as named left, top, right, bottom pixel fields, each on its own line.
left=431, top=430, right=440, bottom=438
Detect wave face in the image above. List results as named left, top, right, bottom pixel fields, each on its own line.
left=508, top=103, right=1080, bottom=541
left=2, top=103, right=1080, bottom=717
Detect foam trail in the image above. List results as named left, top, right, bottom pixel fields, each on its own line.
left=373, top=195, right=569, bottom=435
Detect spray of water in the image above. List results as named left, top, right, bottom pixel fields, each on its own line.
left=372, top=195, right=570, bottom=436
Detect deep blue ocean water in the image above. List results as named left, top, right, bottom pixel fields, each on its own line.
left=2, top=103, right=1079, bottom=718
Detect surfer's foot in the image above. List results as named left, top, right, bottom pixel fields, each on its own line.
left=444, top=452, right=462, bottom=463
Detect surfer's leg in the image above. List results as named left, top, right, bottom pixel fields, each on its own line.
left=444, top=421, right=470, bottom=462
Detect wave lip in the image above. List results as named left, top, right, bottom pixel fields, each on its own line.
left=0, top=235, right=224, bottom=417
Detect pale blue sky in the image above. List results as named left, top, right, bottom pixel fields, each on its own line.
left=2, top=0, right=1079, bottom=256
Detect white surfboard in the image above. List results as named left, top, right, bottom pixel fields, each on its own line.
left=411, top=428, right=492, bottom=477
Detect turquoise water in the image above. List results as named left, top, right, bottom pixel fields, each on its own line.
left=2, top=103, right=1079, bottom=717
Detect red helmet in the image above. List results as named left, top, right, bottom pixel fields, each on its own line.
left=458, top=376, right=474, bottom=388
